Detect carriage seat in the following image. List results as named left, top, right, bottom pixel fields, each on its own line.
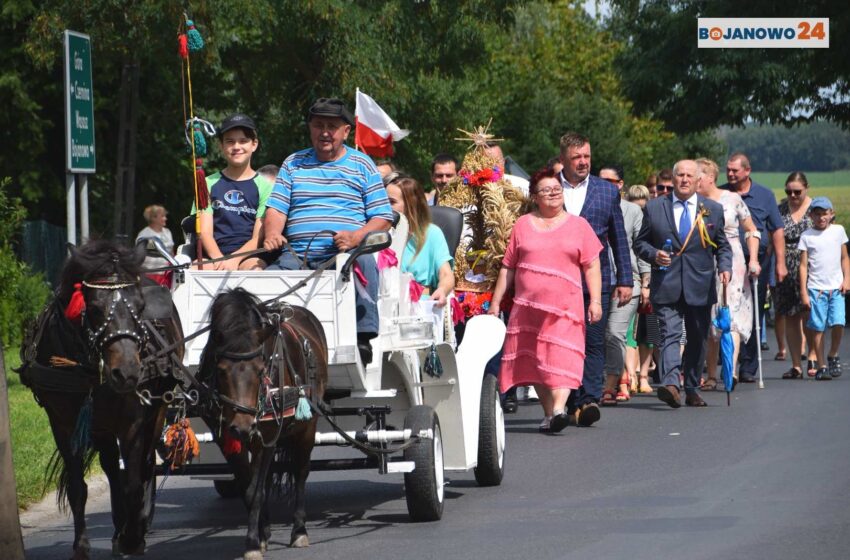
left=429, top=206, right=463, bottom=256
left=178, top=215, right=197, bottom=260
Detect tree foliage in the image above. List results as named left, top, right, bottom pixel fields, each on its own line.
left=2, top=0, right=722, bottom=237
left=720, top=121, right=850, bottom=171
left=608, top=0, right=850, bottom=134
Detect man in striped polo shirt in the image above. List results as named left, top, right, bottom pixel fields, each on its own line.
left=264, top=98, right=393, bottom=364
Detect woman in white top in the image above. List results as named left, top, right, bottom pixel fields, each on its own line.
left=136, top=204, right=175, bottom=286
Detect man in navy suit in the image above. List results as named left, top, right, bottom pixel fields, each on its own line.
left=634, top=160, right=733, bottom=407
left=559, top=132, right=633, bottom=426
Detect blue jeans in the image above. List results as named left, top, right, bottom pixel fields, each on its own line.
left=267, top=251, right=379, bottom=334
left=568, top=290, right=611, bottom=410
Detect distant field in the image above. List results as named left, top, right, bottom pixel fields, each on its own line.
left=751, top=170, right=850, bottom=227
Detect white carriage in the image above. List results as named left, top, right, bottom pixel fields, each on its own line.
left=163, top=215, right=506, bottom=520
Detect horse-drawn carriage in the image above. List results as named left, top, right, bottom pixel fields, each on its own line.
left=17, top=210, right=505, bottom=559
left=163, top=211, right=507, bottom=522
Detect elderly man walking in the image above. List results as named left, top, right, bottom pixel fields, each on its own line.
left=263, top=98, right=393, bottom=365
left=635, top=160, right=732, bottom=407
left=558, top=132, right=633, bottom=426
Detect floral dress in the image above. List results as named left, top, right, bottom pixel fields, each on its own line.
left=775, top=199, right=812, bottom=317
left=710, top=191, right=753, bottom=342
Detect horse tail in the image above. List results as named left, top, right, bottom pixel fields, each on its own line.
left=45, top=447, right=98, bottom=513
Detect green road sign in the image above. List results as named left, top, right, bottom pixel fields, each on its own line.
left=64, top=30, right=96, bottom=173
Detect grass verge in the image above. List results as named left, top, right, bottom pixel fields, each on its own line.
left=4, top=351, right=58, bottom=510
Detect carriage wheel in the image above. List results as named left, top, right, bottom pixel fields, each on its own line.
left=403, top=405, right=444, bottom=521
left=213, top=479, right=242, bottom=499
left=474, top=374, right=505, bottom=486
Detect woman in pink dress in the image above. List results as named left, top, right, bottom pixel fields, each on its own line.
left=490, top=168, right=603, bottom=433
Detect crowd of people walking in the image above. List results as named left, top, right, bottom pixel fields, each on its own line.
left=138, top=98, right=848, bottom=435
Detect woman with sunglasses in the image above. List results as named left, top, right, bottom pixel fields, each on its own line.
left=774, top=172, right=813, bottom=378
left=489, top=167, right=602, bottom=433
left=696, top=158, right=761, bottom=390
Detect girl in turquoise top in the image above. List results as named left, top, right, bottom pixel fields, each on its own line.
left=385, top=175, right=455, bottom=306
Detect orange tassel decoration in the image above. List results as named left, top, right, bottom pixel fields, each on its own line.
left=65, top=283, right=85, bottom=324
left=163, top=418, right=200, bottom=470
left=178, top=33, right=189, bottom=59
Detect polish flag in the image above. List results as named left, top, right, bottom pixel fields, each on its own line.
left=354, top=88, right=410, bottom=158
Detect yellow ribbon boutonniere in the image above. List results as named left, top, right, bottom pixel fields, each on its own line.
left=676, top=205, right=717, bottom=256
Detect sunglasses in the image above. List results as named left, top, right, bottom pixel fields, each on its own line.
left=785, top=189, right=804, bottom=195
left=656, top=184, right=674, bottom=193
left=602, top=177, right=621, bottom=185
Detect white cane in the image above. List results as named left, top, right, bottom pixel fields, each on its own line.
left=752, top=276, right=765, bottom=389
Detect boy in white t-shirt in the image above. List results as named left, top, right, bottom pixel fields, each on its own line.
left=799, top=197, right=850, bottom=380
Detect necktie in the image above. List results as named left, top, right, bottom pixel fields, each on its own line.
left=678, top=200, right=691, bottom=244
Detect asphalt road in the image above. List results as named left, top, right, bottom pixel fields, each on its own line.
left=21, top=328, right=850, bottom=560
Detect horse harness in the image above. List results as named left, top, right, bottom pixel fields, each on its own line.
left=210, top=305, right=318, bottom=444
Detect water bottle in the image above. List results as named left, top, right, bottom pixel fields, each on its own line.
left=659, top=238, right=673, bottom=271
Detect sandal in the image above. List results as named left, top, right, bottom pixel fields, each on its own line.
left=638, top=377, right=653, bottom=394
left=616, top=385, right=630, bottom=402
left=774, top=350, right=786, bottom=361
left=702, top=378, right=718, bottom=391
left=600, top=389, right=618, bottom=406
left=807, top=360, right=818, bottom=378
left=782, top=367, right=803, bottom=379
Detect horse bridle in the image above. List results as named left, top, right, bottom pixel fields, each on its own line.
left=81, top=277, right=151, bottom=364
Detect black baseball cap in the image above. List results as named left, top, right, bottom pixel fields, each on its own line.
left=307, top=98, right=354, bottom=126
left=218, top=114, right=257, bottom=136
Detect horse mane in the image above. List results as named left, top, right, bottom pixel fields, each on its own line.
left=57, top=239, right=144, bottom=305
left=209, top=288, right=267, bottom=354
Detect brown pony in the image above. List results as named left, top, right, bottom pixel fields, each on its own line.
left=18, top=239, right=184, bottom=559
left=203, top=287, right=327, bottom=560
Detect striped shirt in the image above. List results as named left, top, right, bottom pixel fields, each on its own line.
left=267, top=146, right=393, bottom=259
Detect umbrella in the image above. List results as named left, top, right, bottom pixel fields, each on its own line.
left=752, top=276, right=765, bottom=389
left=712, top=282, right=735, bottom=405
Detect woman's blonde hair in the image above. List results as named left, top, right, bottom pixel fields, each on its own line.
left=626, top=185, right=650, bottom=202
left=143, top=204, right=166, bottom=224
left=390, top=176, right=431, bottom=261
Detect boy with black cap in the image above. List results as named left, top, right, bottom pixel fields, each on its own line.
left=263, top=98, right=393, bottom=364
left=193, top=113, right=273, bottom=270
left=799, top=196, right=850, bottom=379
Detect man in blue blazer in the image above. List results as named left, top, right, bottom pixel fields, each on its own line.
left=634, top=160, right=732, bottom=407
left=559, top=132, right=633, bottom=426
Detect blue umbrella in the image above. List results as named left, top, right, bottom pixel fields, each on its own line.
left=712, top=283, right=735, bottom=406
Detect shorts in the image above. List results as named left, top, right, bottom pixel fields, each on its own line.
left=806, top=289, right=846, bottom=332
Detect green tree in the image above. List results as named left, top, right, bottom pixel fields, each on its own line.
left=608, top=0, right=850, bottom=133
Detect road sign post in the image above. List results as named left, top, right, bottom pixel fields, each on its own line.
left=64, top=30, right=95, bottom=245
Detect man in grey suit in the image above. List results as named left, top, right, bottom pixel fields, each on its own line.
left=599, top=165, right=651, bottom=402
left=634, top=160, right=732, bottom=408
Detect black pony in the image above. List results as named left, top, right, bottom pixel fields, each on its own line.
left=18, top=239, right=184, bottom=559
left=203, top=288, right=327, bottom=560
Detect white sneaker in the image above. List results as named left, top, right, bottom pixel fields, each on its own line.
left=527, top=386, right=539, bottom=401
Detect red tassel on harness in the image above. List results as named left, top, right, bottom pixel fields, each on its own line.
left=195, top=159, right=209, bottom=210
left=221, top=431, right=242, bottom=456
left=178, top=33, right=189, bottom=59
left=65, top=283, right=85, bottom=324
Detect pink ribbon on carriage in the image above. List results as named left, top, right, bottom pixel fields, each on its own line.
left=352, top=262, right=374, bottom=304
left=409, top=279, right=425, bottom=302
left=376, top=248, right=398, bottom=270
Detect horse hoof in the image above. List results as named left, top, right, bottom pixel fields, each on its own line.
left=244, top=550, right=264, bottom=560
left=72, top=548, right=91, bottom=560
left=119, top=537, right=146, bottom=556
left=290, top=534, right=309, bottom=548
left=260, top=540, right=268, bottom=553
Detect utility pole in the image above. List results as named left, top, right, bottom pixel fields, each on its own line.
left=113, top=61, right=140, bottom=243
left=0, top=342, right=26, bottom=559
